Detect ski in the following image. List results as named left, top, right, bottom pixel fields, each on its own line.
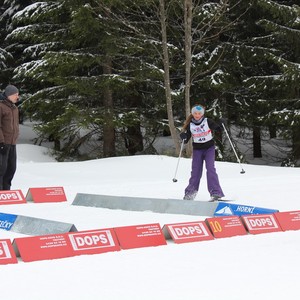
left=208, top=199, right=234, bottom=202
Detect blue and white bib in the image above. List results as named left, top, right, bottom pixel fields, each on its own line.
left=190, top=118, right=213, bottom=143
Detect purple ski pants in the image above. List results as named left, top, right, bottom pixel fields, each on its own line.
left=184, top=146, right=224, bottom=199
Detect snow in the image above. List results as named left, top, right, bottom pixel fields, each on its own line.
left=0, top=124, right=300, bottom=300
left=210, top=68, right=224, bottom=85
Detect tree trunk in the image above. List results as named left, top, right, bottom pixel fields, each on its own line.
left=184, top=0, right=192, bottom=117
left=292, top=127, right=300, bottom=159
left=159, top=0, right=180, bottom=155
left=184, top=0, right=193, bottom=157
left=103, top=55, right=116, bottom=157
left=269, top=126, right=276, bottom=139
left=253, top=125, right=262, bottom=158
left=125, top=124, right=143, bottom=155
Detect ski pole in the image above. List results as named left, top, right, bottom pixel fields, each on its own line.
left=222, top=123, right=246, bottom=174
left=172, top=140, right=185, bottom=182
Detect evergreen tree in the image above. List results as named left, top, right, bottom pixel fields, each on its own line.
left=0, top=0, right=33, bottom=88
left=255, top=0, right=300, bottom=164
left=2, top=0, right=299, bottom=165
left=0, top=47, right=13, bottom=87
left=7, top=0, right=154, bottom=159
left=7, top=0, right=184, bottom=160
left=211, top=0, right=300, bottom=165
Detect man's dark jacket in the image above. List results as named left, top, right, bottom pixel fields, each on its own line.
left=0, top=98, right=19, bottom=145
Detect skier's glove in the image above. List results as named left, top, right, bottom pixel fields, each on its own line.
left=180, top=132, right=188, bottom=143
left=219, top=118, right=227, bottom=126
left=0, top=143, right=7, bottom=155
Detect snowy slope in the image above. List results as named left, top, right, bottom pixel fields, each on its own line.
left=0, top=127, right=299, bottom=299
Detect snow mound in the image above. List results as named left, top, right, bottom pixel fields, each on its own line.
left=17, top=144, right=57, bottom=163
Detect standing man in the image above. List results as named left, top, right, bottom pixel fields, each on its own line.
left=0, top=85, right=20, bottom=190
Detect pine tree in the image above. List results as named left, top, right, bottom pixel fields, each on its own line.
left=3, top=0, right=299, bottom=165
left=7, top=1, right=151, bottom=159
left=255, top=0, right=300, bottom=164
left=6, top=0, right=180, bottom=160
left=0, top=0, right=33, bottom=87
left=210, top=0, right=300, bottom=165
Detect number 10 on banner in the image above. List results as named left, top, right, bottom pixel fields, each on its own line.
left=209, top=220, right=222, bottom=233
left=206, top=216, right=247, bottom=238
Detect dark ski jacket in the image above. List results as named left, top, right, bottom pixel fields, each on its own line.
left=0, top=96, right=19, bottom=145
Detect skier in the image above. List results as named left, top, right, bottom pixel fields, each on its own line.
left=180, top=104, right=225, bottom=201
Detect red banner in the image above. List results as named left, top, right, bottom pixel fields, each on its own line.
left=13, top=229, right=122, bottom=262
left=26, top=187, right=67, bottom=203
left=162, top=221, right=213, bottom=244
left=13, top=233, right=74, bottom=262
left=0, top=239, right=18, bottom=264
left=206, top=216, right=248, bottom=238
left=241, top=214, right=282, bottom=234
left=68, top=229, right=120, bottom=255
left=0, top=190, right=26, bottom=205
left=114, top=223, right=167, bottom=249
left=275, top=211, right=300, bottom=231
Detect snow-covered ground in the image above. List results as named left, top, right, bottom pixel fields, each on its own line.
left=0, top=123, right=299, bottom=300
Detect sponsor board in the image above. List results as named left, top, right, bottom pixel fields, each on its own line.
left=114, top=223, right=167, bottom=249
left=241, top=214, right=282, bottom=234
left=214, top=202, right=279, bottom=217
left=13, top=233, right=74, bottom=262
left=274, top=211, right=300, bottom=231
left=0, top=212, right=18, bottom=231
left=13, top=229, right=121, bottom=262
left=68, top=229, right=120, bottom=255
left=162, top=221, right=213, bottom=244
left=26, top=187, right=67, bottom=203
left=0, top=239, right=18, bottom=264
left=205, top=216, right=248, bottom=238
left=0, top=190, right=26, bottom=205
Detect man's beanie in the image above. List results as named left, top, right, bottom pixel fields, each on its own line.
left=4, top=85, right=19, bottom=97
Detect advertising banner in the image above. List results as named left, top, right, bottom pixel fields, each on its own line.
left=214, top=202, right=279, bottom=217
left=0, top=239, right=18, bottom=264
left=162, top=221, right=213, bottom=244
left=114, top=223, right=167, bottom=249
left=0, top=190, right=26, bottom=205
left=68, top=229, right=120, bottom=255
left=241, top=214, right=282, bottom=234
left=26, top=187, right=67, bottom=203
left=0, top=212, right=18, bottom=231
left=274, top=211, right=300, bottom=231
left=205, top=216, right=248, bottom=238
left=13, top=233, right=74, bottom=262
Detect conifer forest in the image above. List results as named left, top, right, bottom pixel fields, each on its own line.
left=0, top=0, right=299, bottom=166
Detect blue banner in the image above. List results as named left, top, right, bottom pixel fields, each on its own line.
left=0, top=212, right=18, bottom=231
left=214, top=202, right=279, bottom=217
